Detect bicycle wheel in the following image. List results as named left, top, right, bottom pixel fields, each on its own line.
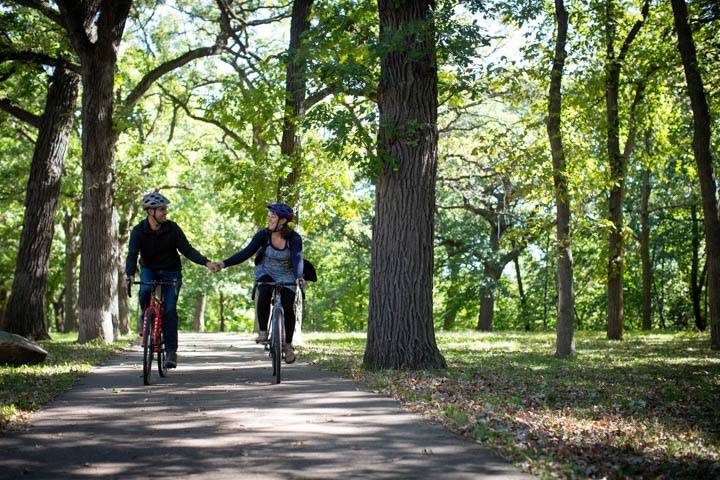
left=142, top=310, right=154, bottom=385
left=271, top=307, right=284, bottom=384
left=157, top=327, right=167, bottom=377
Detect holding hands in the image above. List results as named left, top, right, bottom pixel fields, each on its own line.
left=205, top=261, right=224, bottom=273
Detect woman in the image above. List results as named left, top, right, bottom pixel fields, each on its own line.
left=216, top=203, right=303, bottom=363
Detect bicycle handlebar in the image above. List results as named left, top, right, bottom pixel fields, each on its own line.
left=127, top=280, right=178, bottom=298
left=255, top=281, right=302, bottom=286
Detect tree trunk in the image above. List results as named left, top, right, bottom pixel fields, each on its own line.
left=640, top=161, right=652, bottom=330
left=670, top=0, right=720, bottom=348
left=277, top=0, right=314, bottom=206
left=364, top=0, right=445, bottom=370
left=478, top=291, right=495, bottom=332
left=514, top=255, right=529, bottom=331
left=477, top=262, right=503, bottom=332
left=1, top=65, right=79, bottom=340
left=76, top=53, right=123, bottom=344
left=62, top=206, right=80, bottom=332
left=690, top=204, right=706, bottom=330
left=219, top=291, right=225, bottom=332
left=547, top=0, right=575, bottom=357
left=194, top=293, right=206, bottom=332
left=604, top=0, right=648, bottom=341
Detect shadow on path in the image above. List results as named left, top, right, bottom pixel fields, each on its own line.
left=0, top=333, right=532, bottom=479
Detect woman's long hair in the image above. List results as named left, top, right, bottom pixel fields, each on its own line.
left=275, top=222, right=295, bottom=240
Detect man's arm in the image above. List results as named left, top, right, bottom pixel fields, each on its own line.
left=125, top=227, right=141, bottom=276
left=176, top=224, right=210, bottom=266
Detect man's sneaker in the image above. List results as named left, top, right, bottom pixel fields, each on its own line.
left=283, top=344, right=296, bottom=364
left=165, top=352, right=177, bottom=369
left=255, top=331, right=268, bottom=343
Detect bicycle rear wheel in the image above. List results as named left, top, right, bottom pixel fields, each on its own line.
left=142, top=311, right=154, bottom=385
left=271, top=308, right=284, bottom=384
left=157, top=328, right=167, bottom=377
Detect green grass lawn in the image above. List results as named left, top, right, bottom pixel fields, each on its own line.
left=0, top=333, right=133, bottom=431
left=298, top=331, right=720, bottom=479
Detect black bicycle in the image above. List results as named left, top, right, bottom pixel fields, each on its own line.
left=257, top=281, right=300, bottom=384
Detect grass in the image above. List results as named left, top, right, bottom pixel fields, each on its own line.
left=0, top=332, right=133, bottom=431
left=298, top=331, right=720, bottom=479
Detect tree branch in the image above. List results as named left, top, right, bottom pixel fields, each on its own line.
left=0, top=98, right=41, bottom=128
left=13, top=0, right=64, bottom=29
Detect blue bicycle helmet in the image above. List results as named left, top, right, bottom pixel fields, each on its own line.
left=266, top=203, right=294, bottom=221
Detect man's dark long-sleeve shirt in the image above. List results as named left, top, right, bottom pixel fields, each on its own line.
left=125, top=219, right=209, bottom=276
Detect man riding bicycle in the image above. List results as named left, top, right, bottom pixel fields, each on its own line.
left=125, top=192, right=218, bottom=368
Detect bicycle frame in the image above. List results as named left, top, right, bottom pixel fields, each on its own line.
left=143, top=284, right=165, bottom=354
left=134, top=280, right=177, bottom=385
left=257, top=281, right=297, bottom=384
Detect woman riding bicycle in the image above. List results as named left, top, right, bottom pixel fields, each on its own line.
left=214, top=203, right=304, bottom=363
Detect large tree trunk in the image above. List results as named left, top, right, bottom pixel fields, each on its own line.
left=56, top=0, right=132, bottom=344
left=1, top=65, right=79, bottom=340
left=670, top=0, right=719, bottom=348
left=76, top=54, right=121, bottom=344
left=277, top=0, right=313, bottom=207
left=194, top=293, right=206, bottom=332
left=640, top=163, right=652, bottom=330
left=478, top=291, right=495, bottom=332
left=547, top=0, right=575, bottom=357
left=364, top=0, right=445, bottom=370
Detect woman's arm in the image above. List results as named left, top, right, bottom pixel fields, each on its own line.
left=222, top=229, right=268, bottom=268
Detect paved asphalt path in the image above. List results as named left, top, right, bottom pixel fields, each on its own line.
left=1, top=333, right=533, bottom=479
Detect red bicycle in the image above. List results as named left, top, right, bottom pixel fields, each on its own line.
left=131, top=280, right=176, bottom=385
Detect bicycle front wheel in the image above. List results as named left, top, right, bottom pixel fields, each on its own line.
left=271, top=308, right=284, bottom=384
left=142, top=310, right=154, bottom=385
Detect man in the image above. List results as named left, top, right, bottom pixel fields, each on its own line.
left=125, top=192, right=218, bottom=368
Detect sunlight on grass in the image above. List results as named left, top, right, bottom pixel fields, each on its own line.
left=299, top=330, right=720, bottom=479
left=0, top=333, right=133, bottom=431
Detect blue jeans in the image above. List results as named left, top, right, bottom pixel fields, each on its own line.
left=138, top=268, right=182, bottom=353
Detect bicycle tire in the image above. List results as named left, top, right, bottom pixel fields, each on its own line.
left=142, top=310, right=154, bottom=385
left=157, top=328, right=167, bottom=377
left=272, top=307, right=283, bottom=384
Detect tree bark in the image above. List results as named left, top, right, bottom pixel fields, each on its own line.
left=547, top=0, right=575, bottom=357
left=640, top=162, right=652, bottom=330
left=514, top=256, right=529, bottom=331
left=364, top=0, right=445, bottom=370
left=76, top=52, right=122, bottom=344
left=194, top=293, right=206, bottom=332
left=690, top=203, right=706, bottom=330
left=276, top=0, right=313, bottom=207
left=62, top=206, right=80, bottom=332
left=670, top=0, right=719, bottom=348
left=604, top=0, right=648, bottom=341
left=1, top=65, right=79, bottom=340
left=219, top=291, right=225, bottom=332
